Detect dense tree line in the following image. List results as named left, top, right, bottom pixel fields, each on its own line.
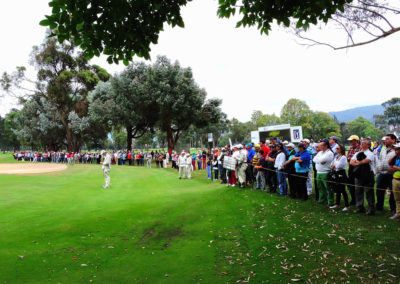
left=1, top=38, right=224, bottom=152
left=2, top=37, right=398, bottom=151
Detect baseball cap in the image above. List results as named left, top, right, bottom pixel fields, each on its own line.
left=394, top=143, right=400, bottom=149
left=283, top=140, right=289, bottom=145
left=302, top=138, right=310, bottom=144
left=329, top=136, right=338, bottom=141
left=298, top=143, right=306, bottom=148
left=255, top=144, right=260, bottom=148
left=101, top=150, right=106, bottom=155
left=347, top=135, right=360, bottom=141
left=287, top=143, right=295, bottom=148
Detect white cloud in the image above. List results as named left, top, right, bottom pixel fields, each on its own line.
left=1, top=0, right=399, bottom=121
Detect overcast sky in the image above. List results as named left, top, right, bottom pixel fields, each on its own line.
left=1, top=0, right=399, bottom=121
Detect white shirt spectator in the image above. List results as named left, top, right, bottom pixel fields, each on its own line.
left=274, top=151, right=286, bottom=170
left=331, top=155, right=347, bottom=171
left=313, top=150, right=334, bottom=173
left=178, top=155, right=186, bottom=166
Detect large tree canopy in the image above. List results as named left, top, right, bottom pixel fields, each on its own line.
left=1, top=38, right=111, bottom=152
left=147, top=56, right=221, bottom=151
left=89, top=62, right=159, bottom=151
left=40, top=0, right=351, bottom=63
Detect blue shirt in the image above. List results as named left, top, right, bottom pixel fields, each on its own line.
left=294, top=150, right=311, bottom=173
left=247, top=148, right=255, bottom=162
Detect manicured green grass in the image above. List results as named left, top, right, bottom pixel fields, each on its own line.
left=0, top=155, right=399, bottom=283
left=0, top=152, right=17, bottom=163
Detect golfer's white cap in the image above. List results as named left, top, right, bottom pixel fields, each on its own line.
left=101, top=150, right=106, bottom=155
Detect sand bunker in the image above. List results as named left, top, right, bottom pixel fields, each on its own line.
left=0, top=163, right=67, bottom=174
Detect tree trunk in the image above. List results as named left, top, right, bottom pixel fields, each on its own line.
left=167, top=127, right=174, bottom=152
left=126, top=125, right=133, bottom=151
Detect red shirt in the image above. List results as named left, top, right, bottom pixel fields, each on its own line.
left=261, top=145, right=270, bottom=157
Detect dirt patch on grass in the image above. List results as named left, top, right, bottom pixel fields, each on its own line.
left=137, top=223, right=184, bottom=247
left=0, top=163, right=67, bottom=174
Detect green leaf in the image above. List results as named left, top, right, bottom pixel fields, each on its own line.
left=39, top=19, right=50, bottom=26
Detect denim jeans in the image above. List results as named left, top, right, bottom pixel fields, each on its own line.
left=207, top=165, right=211, bottom=179
left=277, top=170, right=287, bottom=195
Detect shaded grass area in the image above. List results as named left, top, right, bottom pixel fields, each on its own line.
left=0, top=152, right=17, bottom=163
left=0, top=162, right=399, bottom=283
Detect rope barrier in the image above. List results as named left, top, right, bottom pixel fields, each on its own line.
left=225, top=163, right=400, bottom=193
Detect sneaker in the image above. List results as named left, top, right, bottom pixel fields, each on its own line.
left=389, top=214, right=400, bottom=220
left=342, top=207, right=349, bottom=212
left=329, top=205, right=339, bottom=209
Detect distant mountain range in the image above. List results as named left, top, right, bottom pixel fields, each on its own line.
left=329, top=105, right=384, bottom=123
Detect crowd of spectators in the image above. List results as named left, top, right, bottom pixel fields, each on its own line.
left=11, top=133, right=400, bottom=220
left=177, top=134, right=400, bottom=221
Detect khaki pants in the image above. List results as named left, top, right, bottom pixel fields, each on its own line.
left=393, top=178, right=400, bottom=215
left=237, top=163, right=248, bottom=184
left=179, top=166, right=186, bottom=178
left=103, top=168, right=110, bottom=188
left=186, top=166, right=192, bottom=179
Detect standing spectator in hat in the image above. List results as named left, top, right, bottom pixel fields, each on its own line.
left=291, top=143, right=311, bottom=200
left=329, top=136, right=339, bottom=156
left=313, top=139, right=335, bottom=206
left=145, top=151, right=152, bottom=168
left=100, top=150, right=111, bottom=189
left=255, top=149, right=267, bottom=191
left=177, top=151, right=187, bottom=179
left=246, top=143, right=255, bottom=185
left=274, top=143, right=287, bottom=196
left=233, top=144, right=247, bottom=188
left=219, top=148, right=228, bottom=184
left=266, top=144, right=278, bottom=193
left=346, top=135, right=361, bottom=206
left=197, top=151, right=203, bottom=170
left=330, top=144, right=350, bottom=211
left=259, top=141, right=269, bottom=158
left=283, top=143, right=298, bottom=198
left=376, top=134, right=397, bottom=214
left=350, top=139, right=376, bottom=215
left=389, top=143, right=400, bottom=220
left=251, top=144, right=261, bottom=188
left=301, top=138, right=314, bottom=196
left=185, top=153, right=193, bottom=179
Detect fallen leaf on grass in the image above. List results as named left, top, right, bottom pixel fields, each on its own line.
left=290, top=279, right=302, bottom=282
left=18, top=255, right=24, bottom=259
left=340, top=269, right=348, bottom=276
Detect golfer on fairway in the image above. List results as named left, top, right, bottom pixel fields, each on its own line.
left=101, top=150, right=111, bottom=188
